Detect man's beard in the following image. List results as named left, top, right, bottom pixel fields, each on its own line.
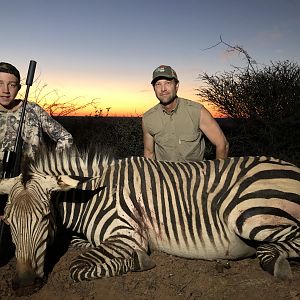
left=160, top=95, right=178, bottom=106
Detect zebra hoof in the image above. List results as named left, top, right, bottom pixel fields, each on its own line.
left=133, top=250, right=156, bottom=272
left=274, top=256, right=292, bottom=280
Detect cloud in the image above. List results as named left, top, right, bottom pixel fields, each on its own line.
left=256, top=28, right=284, bottom=45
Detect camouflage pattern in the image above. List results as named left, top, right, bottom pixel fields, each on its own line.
left=0, top=100, right=73, bottom=162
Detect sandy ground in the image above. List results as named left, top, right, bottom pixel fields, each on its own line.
left=1, top=243, right=300, bottom=300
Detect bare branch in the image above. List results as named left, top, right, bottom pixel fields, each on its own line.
left=19, top=79, right=106, bottom=117
left=202, top=35, right=257, bottom=72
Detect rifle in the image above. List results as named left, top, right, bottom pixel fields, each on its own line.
left=0, top=60, right=37, bottom=265
left=1, top=60, right=37, bottom=178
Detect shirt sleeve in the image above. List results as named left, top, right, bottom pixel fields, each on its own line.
left=37, top=105, right=73, bottom=150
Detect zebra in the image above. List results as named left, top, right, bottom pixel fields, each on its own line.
left=1, top=147, right=300, bottom=295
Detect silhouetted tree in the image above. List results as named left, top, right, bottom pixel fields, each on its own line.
left=198, top=37, right=300, bottom=164
left=198, top=60, right=300, bottom=122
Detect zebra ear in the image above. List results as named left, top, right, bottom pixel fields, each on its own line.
left=54, top=175, right=80, bottom=191
left=0, top=176, right=21, bottom=195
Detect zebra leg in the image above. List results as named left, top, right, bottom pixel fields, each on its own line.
left=257, top=243, right=292, bottom=280
left=69, top=241, right=155, bottom=281
left=238, top=223, right=300, bottom=279
left=70, top=235, right=92, bottom=249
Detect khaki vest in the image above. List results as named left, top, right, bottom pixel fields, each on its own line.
left=143, top=98, right=205, bottom=162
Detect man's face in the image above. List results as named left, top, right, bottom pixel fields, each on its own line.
left=0, top=72, right=20, bottom=108
left=153, top=79, right=179, bottom=105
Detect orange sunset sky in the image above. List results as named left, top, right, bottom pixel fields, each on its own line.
left=20, top=71, right=214, bottom=117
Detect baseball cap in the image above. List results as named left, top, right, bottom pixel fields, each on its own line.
left=151, top=65, right=178, bottom=85
left=0, top=62, right=21, bottom=83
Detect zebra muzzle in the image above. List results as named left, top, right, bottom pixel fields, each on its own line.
left=12, top=273, right=44, bottom=296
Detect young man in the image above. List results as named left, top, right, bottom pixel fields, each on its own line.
left=0, top=62, right=73, bottom=266
left=142, top=65, right=229, bottom=162
left=0, top=62, right=73, bottom=167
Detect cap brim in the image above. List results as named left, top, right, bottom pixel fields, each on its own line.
left=151, top=76, right=176, bottom=85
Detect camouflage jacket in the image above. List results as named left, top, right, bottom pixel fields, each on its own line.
left=0, top=100, right=73, bottom=161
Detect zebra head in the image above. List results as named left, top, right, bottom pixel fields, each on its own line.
left=0, top=147, right=111, bottom=295
left=0, top=172, right=81, bottom=296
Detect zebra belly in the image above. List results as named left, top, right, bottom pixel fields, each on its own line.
left=148, top=231, right=256, bottom=260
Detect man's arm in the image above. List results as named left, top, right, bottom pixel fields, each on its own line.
left=199, top=107, right=229, bottom=159
left=142, top=120, right=155, bottom=159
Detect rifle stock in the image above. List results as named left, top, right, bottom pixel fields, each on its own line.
left=2, top=151, right=17, bottom=179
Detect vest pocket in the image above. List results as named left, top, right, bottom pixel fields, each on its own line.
left=179, top=133, right=199, bottom=143
left=178, top=133, right=203, bottom=161
left=154, top=134, right=169, bottom=145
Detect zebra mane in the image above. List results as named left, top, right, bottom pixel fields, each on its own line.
left=21, top=145, right=115, bottom=184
